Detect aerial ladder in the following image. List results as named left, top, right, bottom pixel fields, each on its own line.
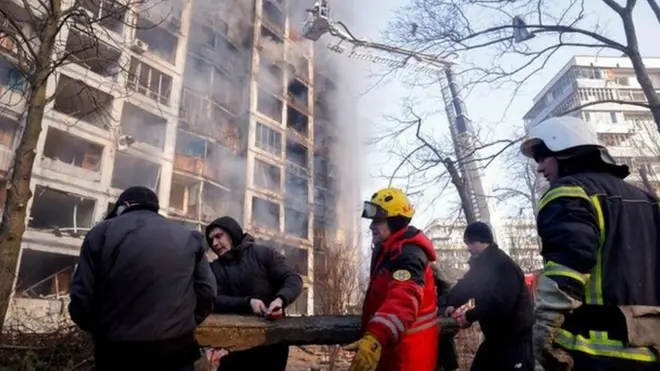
left=299, top=0, right=505, bottom=249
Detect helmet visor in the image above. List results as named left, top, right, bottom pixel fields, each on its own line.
left=361, top=201, right=388, bottom=219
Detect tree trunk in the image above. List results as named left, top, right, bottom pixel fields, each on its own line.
left=0, top=6, right=61, bottom=330
left=445, top=158, right=477, bottom=224
left=621, top=12, right=660, bottom=131
left=195, top=315, right=458, bottom=351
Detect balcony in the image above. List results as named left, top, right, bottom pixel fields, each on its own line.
left=259, top=57, right=283, bottom=96
left=127, top=57, right=173, bottom=107
left=262, top=0, right=285, bottom=35
left=0, top=116, right=17, bottom=176
left=258, top=26, right=284, bottom=62
left=287, top=79, right=309, bottom=113
left=252, top=196, right=280, bottom=231
left=111, top=152, right=161, bottom=191
left=286, top=139, right=309, bottom=177
left=257, top=88, right=283, bottom=123
left=135, top=18, right=179, bottom=64
left=187, top=26, right=242, bottom=78
left=285, top=171, right=309, bottom=207
left=174, top=130, right=233, bottom=186
left=79, top=0, right=129, bottom=36
left=0, top=58, right=26, bottom=114
left=284, top=207, right=309, bottom=240
left=41, top=127, right=103, bottom=182
left=179, top=89, right=240, bottom=150
left=52, top=75, right=114, bottom=130
left=64, top=29, right=122, bottom=80
left=28, top=185, right=96, bottom=234
left=120, top=103, right=167, bottom=150
left=254, top=158, right=282, bottom=193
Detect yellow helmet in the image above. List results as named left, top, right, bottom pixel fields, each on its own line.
left=362, top=187, right=415, bottom=219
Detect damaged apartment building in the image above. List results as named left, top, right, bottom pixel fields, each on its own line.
left=0, top=0, right=359, bottom=323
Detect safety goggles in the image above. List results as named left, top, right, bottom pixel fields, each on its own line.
left=361, top=201, right=388, bottom=219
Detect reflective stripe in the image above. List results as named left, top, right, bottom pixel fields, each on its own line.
left=555, top=329, right=657, bottom=362
left=543, top=261, right=589, bottom=285
left=406, top=312, right=440, bottom=335
left=370, top=313, right=405, bottom=341
left=538, top=187, right=657, bottom=361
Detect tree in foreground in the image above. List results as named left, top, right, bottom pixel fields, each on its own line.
left=385, top=0, right=660, bottom=130
left=0, top=0, right=157, bottom=330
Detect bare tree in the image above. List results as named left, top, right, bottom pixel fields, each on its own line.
left=0, top=0, right=161, bottom=329
left=501, top=218, right=542, bottom=272
left=385, top=0, right=660, bottom=131
left=378, top=101, right=520, bottom=224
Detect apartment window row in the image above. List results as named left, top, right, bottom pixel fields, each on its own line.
left=251, top=196, right=310, bottom=239
left=583, top=111, right=619, bottom=125
left=578, top=88, right=614, bottom=102
left=253, top=157, right=311, bottom=202
left=598, top=133, right=631, bottom=147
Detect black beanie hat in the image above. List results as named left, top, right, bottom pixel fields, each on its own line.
left=464, top=221, right=494, bottom=243
left=205, top=216, right=244, bottom=247
left=106, top=186, right=159, bottom=219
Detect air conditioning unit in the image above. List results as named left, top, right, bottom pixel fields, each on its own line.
left=131, top=39, right=148, bottom=54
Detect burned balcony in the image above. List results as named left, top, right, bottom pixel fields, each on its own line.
left=284, top=207, right=309, bottom=239
left=287, top=105, right=308, bottom=137
left=168, top=174, right=202, bottom=220
left=255, top=122, right=283, bottom=157
left=111, top=152, right=161, bottom=191
left=252, top=196, right=280, bottom=231
left=179, top=89, right=239, bottom=150
left=285, top=172, right=309, bottom=206
left=0, top=116, right=17, bottom=176
left=79, top=0, right=128, bottom=35
left=174, top=130, right=233, bottom=185
left=41, top=128, right=103, bottom=181
left=135, top=19, right=179, bottom=64
left=286, top=139, right=309, bottom=176
left=64, top=30, right=122, bottom=79
left=254, top=159, right=282, bottom=193
left=29, top=185, right=96, bottom=234
left=257, top=88, right=283, bottom=122
left=259, top=57, right=283, bottom=95
left=259, top=26, right=284, bottom=61
left=287, top=79, right=309, bottom=112
left=127, top=57, right=173, bottom=106
left=281, top=244, right=309, bottom=276
left=120, top=103, right=167, bottom=150
left=262, top=0, right=285, bottom=34
left=53, top=75, right=114, bottom=129
left=16, top=250, right=78, bottom=298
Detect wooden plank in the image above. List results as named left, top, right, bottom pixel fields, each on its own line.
left=195, top=315, right=459, bottom=351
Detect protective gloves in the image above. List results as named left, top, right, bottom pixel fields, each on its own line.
left=344, top=333, right=382, bottom=371
left=533, top=275, right=582, bottom=371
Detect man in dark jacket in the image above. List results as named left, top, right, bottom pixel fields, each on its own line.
left=205, top=216, right=303, bottom=371
left=69, top=186, right=217, bottom=371
left=445, top=222, right=535, bottom=371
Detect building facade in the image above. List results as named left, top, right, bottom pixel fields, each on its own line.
left=0, top=0, right=359, bottom=321
left=425, top=218, right=541, bottom=273
left=523, top=55, right=660, bottom=193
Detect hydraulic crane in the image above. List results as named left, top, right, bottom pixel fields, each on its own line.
left=299, top=0, right=505, bottom=249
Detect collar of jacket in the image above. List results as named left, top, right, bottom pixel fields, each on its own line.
left=469, top=243, right=499, bottom=266
left=217, top=233, right=255, bottom=263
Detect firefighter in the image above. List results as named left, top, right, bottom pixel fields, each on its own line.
left=520, top=116, right=660, bottom=371
left=346, top=187, right=439, bottom=371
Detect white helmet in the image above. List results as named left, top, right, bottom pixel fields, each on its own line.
left=520, top=116, right=605, bottom=159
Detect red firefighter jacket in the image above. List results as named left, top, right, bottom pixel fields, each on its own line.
left=362, top=226, right=440, bottom=371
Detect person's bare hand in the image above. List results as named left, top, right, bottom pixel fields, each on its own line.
left=250, top=299, right=267, bottom=316
left=266, top=298, right=283, bottom=319
left=452, top=310, right=472, bottom=329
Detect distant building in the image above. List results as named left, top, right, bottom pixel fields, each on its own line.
left=426, top=218, right=542, bottom=273
left=524, top=55, right=660, bottom=193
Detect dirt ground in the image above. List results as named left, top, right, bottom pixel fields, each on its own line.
left=286, top=346, right=352, bottom=371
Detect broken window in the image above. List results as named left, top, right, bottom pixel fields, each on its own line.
left=259, top=57, right=283, bottom=95
left=183, top=55, right=212, bottom=94
left=53, top=75, right=114, bottom=129
left=201, top=182, right=231, bottom=222
left=286, top=139, right=308, bottom=174
left=285, top=207, right=309, bottom=239
left=281, top=244, right=309, bottom=276
left=204, top=141, right=233, bottom=184
left=285, top=172, right=308, bottom=205
left=288, top=79, right=308, bottom=111
left=254, top=159, right=281, bottom=192
left=188, top=25, right=241, bottom=77
left=64, top=30, right=122, bottom=78
left=169, top=174, right=201, bottom=219
left=288, top=56, right=309, bottom=83
left=287, top=105, right=308, bottom=136
left=16, top=250, right=78, bottom=298
left=257, top=88, right=283, bottom=122
left=255, top=122, right=282, bottom=156
left=262, top=0, right=285, bottom=33
left=135, top=23, right=179, bottom=64
left=42, top=127, right=103, bottom=176
left=174, top=130, right=205, bottom=175
left=252, top=196, right=279, bottom=230
left=29, top=185, right=96, bottom=230
left=121, top=103, right=168, bottom=149
left=259, top=26, right=283, bottom=60
left=127, top=57, right=173, bottom=106
left=211, top=69, right=234, bottom=109
left=111, top=152, right=161, bottom=191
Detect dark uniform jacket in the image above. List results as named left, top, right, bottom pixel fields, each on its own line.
left=445, top=244, right=534, bottom=342
left=537, top=172, right=660, bottom=362
left=69, top=209, right=217, bottom=370
left=208, top=232, right=303, bottom=371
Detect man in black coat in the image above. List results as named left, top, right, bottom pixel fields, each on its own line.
left=69, top=186, right=217, bottom=371
left=205, top=216, right=303, bottom=371
left=445, top=222, right=535, bottom=371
